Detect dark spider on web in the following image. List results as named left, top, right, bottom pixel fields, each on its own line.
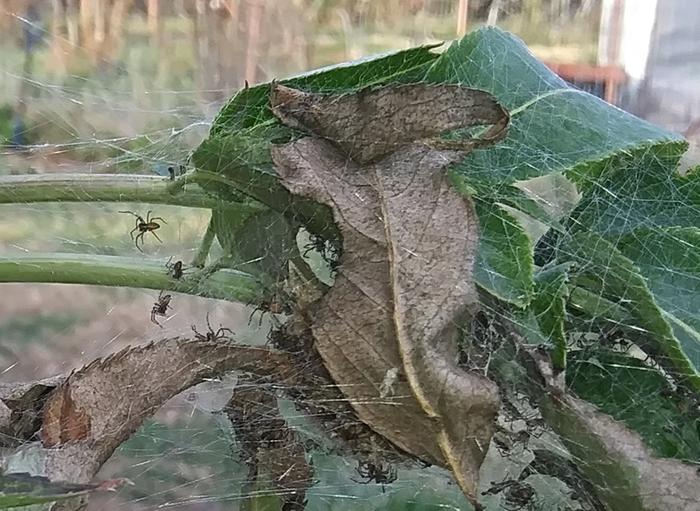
left=192, top=313, right=234, bottom=342
left=351, top=461, right=397, bottom=492
left=165, top=257, right=184, bottom=279
left=248, top=294, right=293, bottom=327
left=151, top=290, right=172, bottom=327
left=119, top=210, right=167, bottom=252
left=302, top=233, right=341, bottom=271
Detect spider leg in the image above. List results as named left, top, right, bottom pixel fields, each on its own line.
left=151, top=311, right=162, bottom=327
left=134, top=232, right=145, bottom=252
left=119, top=210, right=145, bottom=224
left=150, top=216, right=167, bottom=224
left=128, top=226, right=139, bottom=240
left=248, top=308, right=258, bottom=326
left=151, top=230, right=163, bottom=244
left=145, top=210, right=153, bottom=223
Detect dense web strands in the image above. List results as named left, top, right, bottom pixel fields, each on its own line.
left=0, top=5, right=698, bottom=511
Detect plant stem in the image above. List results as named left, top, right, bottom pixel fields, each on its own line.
left=191, top=213, right=217, bottom=268
left=0, top=174, right=219, bottom=209
left=0, top=253, right=262, bottom=303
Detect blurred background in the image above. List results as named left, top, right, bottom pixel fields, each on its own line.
left=0, top=1, right=697, bottom=510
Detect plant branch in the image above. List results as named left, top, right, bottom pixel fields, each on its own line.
left=0, top=174, right=219, bottom=209
left=191, top=213, right=217, bottom=268
left=0, top=253, right=262, bottom=303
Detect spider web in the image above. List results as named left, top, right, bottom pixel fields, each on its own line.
left=0, top=3, right=697, bottom=511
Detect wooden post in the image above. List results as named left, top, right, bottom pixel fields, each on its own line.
left=456, top=0, right=468, bottom=37
left=244, top=0, right=264, bottom=85
left=147, top=0, right=159, bottom=37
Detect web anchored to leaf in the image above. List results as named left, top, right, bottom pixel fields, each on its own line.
left=0, top=27, right=698, bottom=511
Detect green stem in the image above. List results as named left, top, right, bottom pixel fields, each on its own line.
left=0, top=253, right=262, bottom=303
left=0, top=174, right=219, bottom=209
left=191, top=214, right=217, bottom=268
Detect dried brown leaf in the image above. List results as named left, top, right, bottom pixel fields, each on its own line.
left=270, top=83, right=506, bottom=504
left=545, top=393, right=700, bottom=511
left=0, top=377, right=62, bottom=446
left=36, top=338, right=301, bottom=483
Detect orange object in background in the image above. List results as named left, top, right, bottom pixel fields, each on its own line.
left=545, top=62, right=627, bottom=105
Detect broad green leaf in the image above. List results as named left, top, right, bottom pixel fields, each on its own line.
left=531, top=264, right=570, bottom=369
left=569, top=151, right=700, bottom=236
left=455, top=177, right=561, bottom=231
left=213, top=206, right=297, bottom=287
left=567, top=351, right=700, bottom=461
left=415, top=28, right=684, bottom=186
left=474, top=201, right=534, bottom=307
left=559, top=231, right=700, bottom=391
left=617, top=227, right=700, bottom=371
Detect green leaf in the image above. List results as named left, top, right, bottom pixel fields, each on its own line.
left=416, top=28, right=683, bottom=185
left=474, top=201, right=534, bottom=307
left=617, top=227, right=700, bottom=371
left=559, top=231, right=700, bottom=391
left=455, top=177, right=561, bottom=231
left=531, top=264, right=570, bottom=369
left=212, top=206, right=297, bottom=287
left=569, top=151, right=700, bottom=236
left=567, top=350, right=700, bottom=461
left=0, top=472, right=117, bottom=509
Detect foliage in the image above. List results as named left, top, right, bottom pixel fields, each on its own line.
left=0, top=25, right=698, bottom=511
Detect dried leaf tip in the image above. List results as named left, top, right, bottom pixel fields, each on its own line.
left=270, top=83, right=510, bottom=164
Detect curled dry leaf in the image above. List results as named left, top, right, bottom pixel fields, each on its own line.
left=0, top=377, right=62, bottom=447
left=525, top=349, right=700, bottom=511
left=37, top=338, right=301, bottom=483
left=270, top=83, right=507, bottom=504
left=543, top=390, right=700, bottom=511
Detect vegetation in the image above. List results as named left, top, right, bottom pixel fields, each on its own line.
left=0, top=24, right=697, bottom=510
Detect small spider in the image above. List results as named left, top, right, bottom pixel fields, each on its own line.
left=192, top=313, right=234, bottom=341
left=166, top=163, right=186, bottom=181
left=120, top=210, right=167, bottom=252
left=165, top=257, right=184, bottom=279
left=352, top=461, right=397, bottom=492
left=151, top=290, right=172, bottom=327
left=248, top=296, right=292, bottom=327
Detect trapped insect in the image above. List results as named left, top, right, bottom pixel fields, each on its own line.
left=151, top=290, right=172, bottom=327
left=165, top=257, right=184, bottom=279
left=192, top=313, right=234, bottom=342
left=120, top=210, right=167, bottom=252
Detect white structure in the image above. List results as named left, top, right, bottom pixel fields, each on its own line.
left=600, top=0, right=700, bottom=135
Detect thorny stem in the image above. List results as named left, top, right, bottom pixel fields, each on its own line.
left=0, top=173, right=219, bottom=209
left=0, top=253, right=263, bottom=303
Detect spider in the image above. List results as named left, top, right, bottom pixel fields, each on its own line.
left=151, top=290, right=172, bottom=327
left=120, top=210, right=167, bottom=252
left=192, top=313, right=234, bottom=341
left=352, top=461, right=397, bottom=492
left=165, top=257, right=184, bottom=279
left=248, top=296, right=292, bottom=327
